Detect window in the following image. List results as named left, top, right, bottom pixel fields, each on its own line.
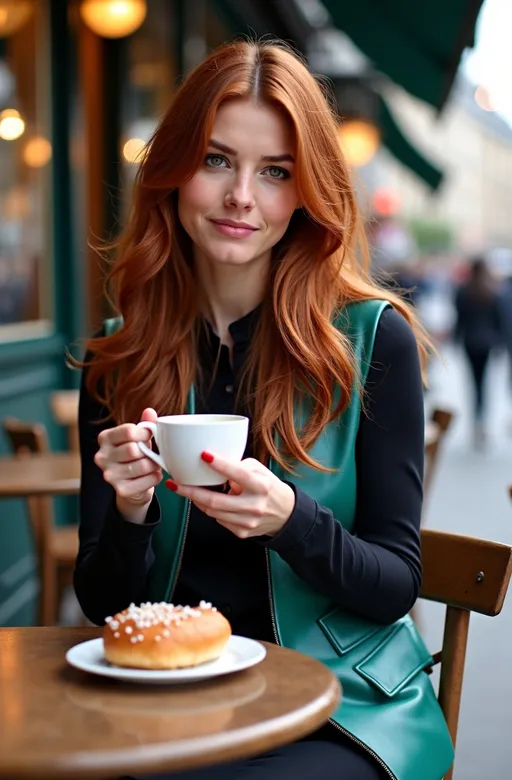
left=0, top=0, right=52, bottom=335
left=119, top=0, right=231, bottom=219
left=120, top=0, right=178, bottom=221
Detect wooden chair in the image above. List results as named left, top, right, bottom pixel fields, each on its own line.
left=50, top=389, right=80, bottom=453
left=424, top=407, right=455, bottom=499
left=2, top=418, right=79, bottom=626
left=420, top=528, right=512, bottom=780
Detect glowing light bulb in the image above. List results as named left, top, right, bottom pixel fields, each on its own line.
left=80, top=0, right=146, bottom=39
left=0, top=109, right=25, bottom=141
left=122, top=137, right=146, bottom=163
left=23, top=136, right=52, bottom=167
left=339, top=120, right=380, bottom=168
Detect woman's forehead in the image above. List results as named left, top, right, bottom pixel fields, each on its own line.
left=210, top=99, right=295, bottom=157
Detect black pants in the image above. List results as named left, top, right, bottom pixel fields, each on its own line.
left=465, top=347, right=491, bottom=419
left=128, top=730, right=385, bottom=780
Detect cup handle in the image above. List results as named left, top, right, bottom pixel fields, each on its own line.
left=136, top=421, right=166, bottom=471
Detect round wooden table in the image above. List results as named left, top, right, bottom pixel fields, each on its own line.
left=0, top=627, right=341, bottom=779
left=0, top=453, right=80, bottom=498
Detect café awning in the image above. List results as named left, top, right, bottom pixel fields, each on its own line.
left=321, top=0, right=484, bottom=110
left=379, top=96, right=443, bottom=190
left=215, top=0, right=446, bottom=189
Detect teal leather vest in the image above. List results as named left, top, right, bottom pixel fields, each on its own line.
left=105, top=300, right=454, bottom=780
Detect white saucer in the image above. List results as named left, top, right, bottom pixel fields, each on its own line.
left=65, top=635, right=266, bottom=684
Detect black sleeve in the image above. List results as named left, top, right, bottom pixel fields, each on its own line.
left=73, top=346, right=161, bottom=626
left=266, top=307, right=424, bottom=624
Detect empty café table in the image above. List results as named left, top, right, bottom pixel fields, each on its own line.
left=0, top=627, right=341, bottom=780
left=0, top=452, right=80, bottom=499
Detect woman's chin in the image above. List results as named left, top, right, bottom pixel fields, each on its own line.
left=202, top=246, right=265, bottom=267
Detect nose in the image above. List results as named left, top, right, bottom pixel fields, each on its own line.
left=224, top=172, right=255, bottom=211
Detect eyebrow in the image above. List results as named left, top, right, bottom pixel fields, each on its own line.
left=209, top=139, right=295, bottom=164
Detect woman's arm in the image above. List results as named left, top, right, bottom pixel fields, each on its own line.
left=266, top=307, right=424, bottom=624
left=73, top=355, right=161, bottom=625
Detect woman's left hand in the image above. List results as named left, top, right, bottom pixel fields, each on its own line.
left=165, top=452, right=296, bottom=539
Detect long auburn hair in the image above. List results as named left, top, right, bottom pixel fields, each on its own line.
left=80, top=39, right=430, bottom=472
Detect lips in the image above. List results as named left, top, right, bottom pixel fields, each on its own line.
left=211, top=219, right=257, bottom=230
left=210, top=219, right=258, bottom=239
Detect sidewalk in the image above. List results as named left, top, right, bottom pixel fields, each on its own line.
left=420, top=344, right=512, bottom=779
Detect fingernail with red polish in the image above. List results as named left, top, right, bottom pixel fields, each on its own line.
left=165, top=479, right=178, bottom=492
left=201, top=451, right=214, bottom=463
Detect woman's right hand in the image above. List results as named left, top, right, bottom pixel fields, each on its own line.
left=94, top=407, right=163, bottom=523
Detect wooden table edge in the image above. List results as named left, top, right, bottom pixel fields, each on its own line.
left=0, top=482, right=80, bottom=498
left=2, top=677, right=341, bottom=779
left=0, top=452, right=80, bottom=498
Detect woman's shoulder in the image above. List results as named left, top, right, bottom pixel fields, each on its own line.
left=342, top=298, right=389, bottom=326
left=375, top=304, right=416, bottom=344
left=339, top=300, right=416, bottom=350
left=368, top=305, right=420, bottom=378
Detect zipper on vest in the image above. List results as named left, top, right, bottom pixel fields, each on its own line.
left=168, top=499, right=192, bottom=601
left=327, top=720, right=396, bottom=779
left=265, top=550, right=396, bottom=779
left=264, top=548, right=280, bottom=643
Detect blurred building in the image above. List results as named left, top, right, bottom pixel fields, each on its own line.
left=374, top=76, right=512, bottom=252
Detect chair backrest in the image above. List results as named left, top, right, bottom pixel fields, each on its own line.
left=431, top=408, right=454, bottom=434
left=420, top=528, right=512, bottom=780
left=3, top=417, right=49, bottom=455
left=2, top=418, right=53, bottom=556
left=50, top=390, right=79, bottom=452
left=424, top=407, right=455, bottom=499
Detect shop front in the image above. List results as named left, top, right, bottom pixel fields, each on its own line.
left=0, top=0, right=231, bottom=625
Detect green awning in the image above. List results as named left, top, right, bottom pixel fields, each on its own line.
left=380, top=96, right=443, bottom=190
left=214, top=0, right=254, bottom=32
left=214, top=0, right=444, bottom=189
left=322, top=0, right=484, bottom=110
left=214, top=0, right=297, bottom=43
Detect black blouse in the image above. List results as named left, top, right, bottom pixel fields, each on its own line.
left=74, top=306, right=424, bottom=638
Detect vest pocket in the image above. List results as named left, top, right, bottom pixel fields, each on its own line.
left=355, top=620, right=433, bottom=697
left=318, top=608, right=433, bottom=698
left=317, top=605, right=382, bottom=654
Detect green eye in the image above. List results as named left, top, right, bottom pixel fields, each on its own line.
left=266, top=166, right=288, bottom=180
left=205, top=154, right=226, bottom=167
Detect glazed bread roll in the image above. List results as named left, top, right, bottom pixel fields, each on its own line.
left=103, top=601, right=231, bottom=670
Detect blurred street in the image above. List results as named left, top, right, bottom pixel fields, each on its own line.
left=420, top=343, right=512, bottom=779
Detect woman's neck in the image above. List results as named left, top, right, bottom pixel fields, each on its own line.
left=195, top=254, right=269, bottom=345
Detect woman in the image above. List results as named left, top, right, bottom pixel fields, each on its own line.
left=74, top=40, right=453, bottom=780
left=454, top=257, right=505, bottom=447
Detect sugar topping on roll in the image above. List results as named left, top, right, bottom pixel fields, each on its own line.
left=103, top=601, right=231, bottom=670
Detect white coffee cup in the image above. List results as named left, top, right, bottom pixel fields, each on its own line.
left=136, top=414, right=249, bottom=486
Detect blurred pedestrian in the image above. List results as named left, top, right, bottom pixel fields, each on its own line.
left=454, top=257, right=505, bottom=447
left=498, top=274, right=512, bottom=397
